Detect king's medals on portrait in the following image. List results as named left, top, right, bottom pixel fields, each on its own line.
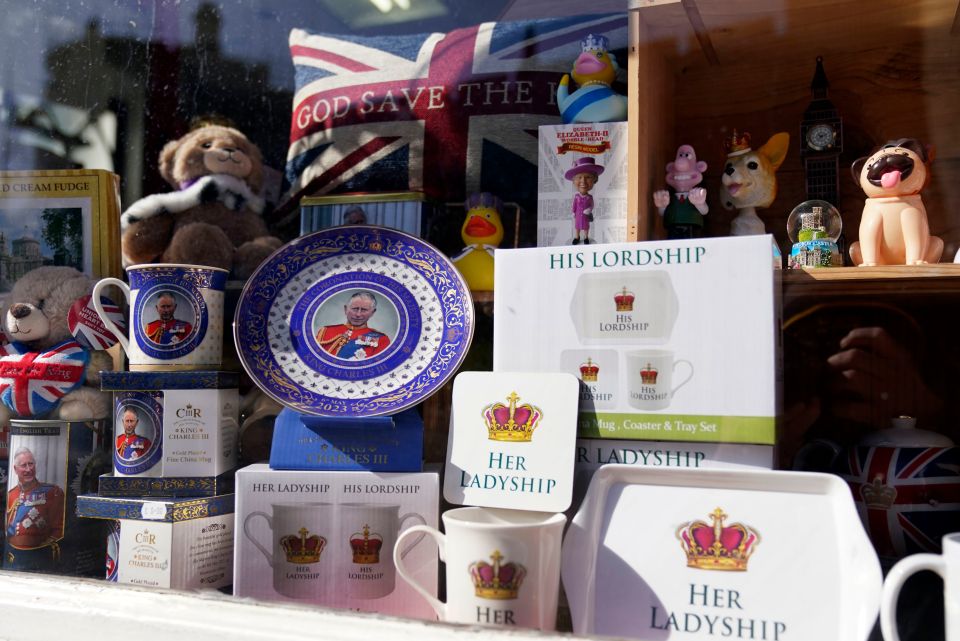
left=317, top=324, right=389, bottom=360
left=6, top=482, right=64, bottom=549
left=145, top=317, right=193, bottom=345
left=116, top=432, right=152, bottom=459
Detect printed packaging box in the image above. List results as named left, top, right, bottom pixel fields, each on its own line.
left=494, top=236, right=780, bottom=444
left=97, top=472, right=234, bottom=498
left=537, top=122, right=628, bottom=247
left=5, top=418, right=111, bottom=575
left=570, top=439, right=774, bottom=516
left=101, top=371, right=239, bottom=478
left=234, top=464, right=439, bottom=619
left=76, top=493, right=235, bottom=589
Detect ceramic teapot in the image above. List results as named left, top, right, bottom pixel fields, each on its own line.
left=797, top=417, right=959, bottom=563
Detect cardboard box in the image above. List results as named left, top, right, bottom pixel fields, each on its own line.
left=300, top=192, right=433, bottom=239
left=234, top=464, right=439, bottom=619
left=101, top=371, right=239, bottom=478
left=97, top=472, right=234, bottom=498
left=5, top=418, right=110, bottom=575
left=269, top=407, right=423, bottom=472
left=494, top=236, right=780, bottom=444
left=537, top=122, right=628, bottom=247
left=76, top=493, right=235, bottom=589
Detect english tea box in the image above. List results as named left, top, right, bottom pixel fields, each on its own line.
left=494, top=236, right=780, bottom=445
left=76, top=493, right=235, bottom=589
left=233, top=464, right=439, bottom=619
left=537, top=121, right=628, bottom=247
left=102, top=371, right=239, bottom=478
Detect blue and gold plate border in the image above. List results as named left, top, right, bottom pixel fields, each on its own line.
left=234, top=225, right=474, bottom=417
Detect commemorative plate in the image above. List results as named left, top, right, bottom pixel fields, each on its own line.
left=235, top=226, right=474, bottom=416
left=562, top=466, right=882, bottom=641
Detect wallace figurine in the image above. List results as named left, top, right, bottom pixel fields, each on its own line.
left=653, top=144, right=708, bottom=239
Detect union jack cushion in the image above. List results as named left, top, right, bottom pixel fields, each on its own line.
left=285, top=14, right=627, bottom=209
left=0, top=340, right=89, bottom=417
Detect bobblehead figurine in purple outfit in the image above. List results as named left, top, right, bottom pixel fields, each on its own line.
left=566, top=157, right=604, bottom=245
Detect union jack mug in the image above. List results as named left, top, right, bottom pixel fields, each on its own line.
left=92, top=264, right=227, bottom=370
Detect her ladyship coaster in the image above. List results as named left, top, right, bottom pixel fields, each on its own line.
left=444, top=372, right=579, bottom=513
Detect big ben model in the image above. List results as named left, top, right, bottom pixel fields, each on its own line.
left=800, top=56, right=842, bottom=205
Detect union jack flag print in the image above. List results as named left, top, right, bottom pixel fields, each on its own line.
left=842, top=445, right=960, bottom=559
left=0, top=340, right=89, bottom=417
left=285, top=14, right=627, bottom=205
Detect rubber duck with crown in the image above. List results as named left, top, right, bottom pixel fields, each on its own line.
left=557, top=33, right=627, bottom=124
left=451, top=192, right=505, bottom=292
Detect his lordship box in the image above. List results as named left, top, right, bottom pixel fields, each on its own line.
left=494, top=236, right=779, bottom=444
left=537, top=122, right=628, bottom=247
left=76, top=493, right=234, bottom=589
left=5, top=419, right=111, bottom=575
left=102, top=371, right=239, bottom=478
left=234, top=464, right=439, bottom=619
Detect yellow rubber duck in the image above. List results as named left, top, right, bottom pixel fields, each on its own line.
left=452, top=192, right=504, bottom=292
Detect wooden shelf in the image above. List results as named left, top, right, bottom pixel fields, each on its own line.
left=782, top=263, right=960, bottom=299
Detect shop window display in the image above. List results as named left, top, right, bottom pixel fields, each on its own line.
left=1, top=2, right=958, bottom=641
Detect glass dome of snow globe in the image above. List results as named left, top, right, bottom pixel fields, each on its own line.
left=786, top=200, right=843, bottom=268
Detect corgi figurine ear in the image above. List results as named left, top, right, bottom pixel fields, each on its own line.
left=851, top=156, right=869, bottom=184
left=759, top=132, right=790, bottom=171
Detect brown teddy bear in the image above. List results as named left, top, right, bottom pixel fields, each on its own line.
left=120, top=124, right=283, bottom=279
left=0, top=266, right=113, bottom=422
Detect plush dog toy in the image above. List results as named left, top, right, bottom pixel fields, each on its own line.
left=720, top=131, right=790, bottom=236
left=0, top=267, right=112, bottom=422
left=849, top=138, right=943, bottom=266
left=120, top=124, right=283, bottom=279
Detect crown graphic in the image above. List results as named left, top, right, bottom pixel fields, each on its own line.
left=723, top=130, right=752, bottom=157
left=580, top=33, right=610, bottom=53
left=640, top=363, right=659, bottom=385
left=676, top=508, right=760, bottom=571
left=482, top=392, right=542, bottom=442
left=469, top=550, right=527, bottom=600
left=579, top=358, right=600, bottom=382
left=349, top=524, right=384, bottom=564
left=614, top=286, right=635, bottom=312
left=861, top=475, right=897, bottom=509
left=280, top=527, right=327, bottom=564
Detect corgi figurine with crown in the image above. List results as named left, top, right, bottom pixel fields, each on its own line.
left=557, top=33, right=627, bottom=124
left=721, top=130, right=790, bottom=236
left=451, top=192, right=505, bottom=292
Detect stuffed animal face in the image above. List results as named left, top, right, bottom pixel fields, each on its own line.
left=854, top=139, right=930, bottom=199
left=3, top=266, right=95, bottom=348
left=721, top=132, right=790, bottom=210
left=158, top=125, right=263, bottom=192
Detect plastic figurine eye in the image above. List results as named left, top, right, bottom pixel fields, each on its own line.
left=747, top=161, right=759, bottom=170
left=201, top=142, right=212, bottom=149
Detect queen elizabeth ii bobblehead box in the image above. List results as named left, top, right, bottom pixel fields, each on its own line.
left=233, top=464, right=439, bottom=619
left=494, top=236, right=779, bottom=445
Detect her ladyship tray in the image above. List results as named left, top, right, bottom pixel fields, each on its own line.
left=234, top=226, right=474, bottom=469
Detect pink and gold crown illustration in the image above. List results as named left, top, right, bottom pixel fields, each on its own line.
left=676, top=508, right=760, bottom=571
left=640, top=363, right=659, bottom=385
left=280, top=527, right=327, bottom=564
left=350, top=524, right=384, bottom=564
left=861, top=475, right=897, bottom=509
left=614, top=286, right=635, bottom=312
left=469, top=550, right=527, bottom=600
left=483, top=392, right=542, bottom=442
left=723, top=130, right=752, bottom=157
left=579, top=358, right=600, bottom=382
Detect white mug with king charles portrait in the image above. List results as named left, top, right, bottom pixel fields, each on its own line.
left=93, top=263, right=226, bottom=370
left=394, top=507, right=565, bottom=630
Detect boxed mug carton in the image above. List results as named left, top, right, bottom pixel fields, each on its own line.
left=234, top=464, right=439, bottom=619
left=494, top=236, right=780, bottom=444
left=102, top=371, right=239, bottom=478
left=76, top=493, right=235, bottom=589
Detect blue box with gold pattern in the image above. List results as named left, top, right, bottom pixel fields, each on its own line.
left=101, top=371, right=239, bottom=479
left=269, top=407, right=422, bottom=472
left=76, top=492, right=234, bottom=589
